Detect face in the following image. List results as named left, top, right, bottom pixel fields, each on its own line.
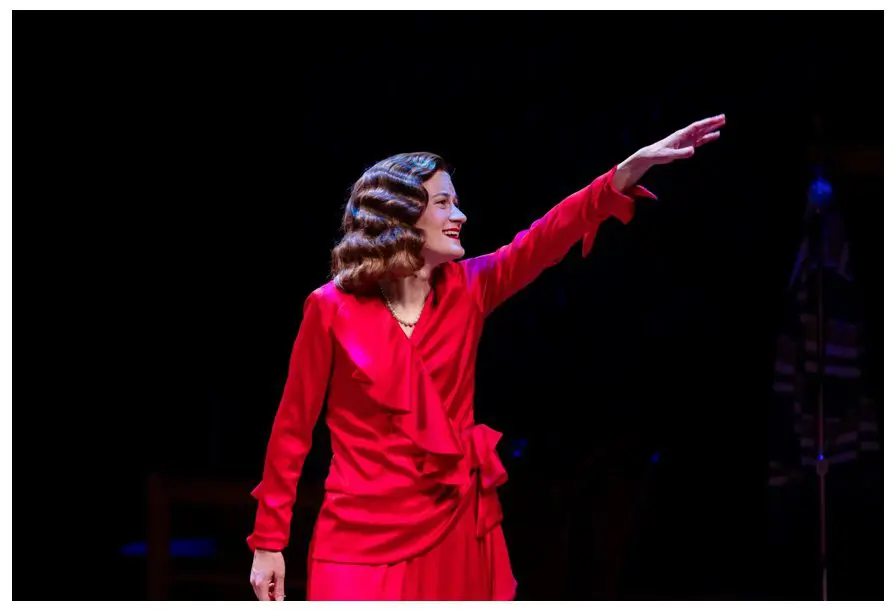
left=417, top=170, right=468, bottom=265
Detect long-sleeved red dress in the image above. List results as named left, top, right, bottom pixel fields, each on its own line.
left=247, top=165, right=656, bottom=600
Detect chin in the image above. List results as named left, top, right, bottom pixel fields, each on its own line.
left=425, top=243, right=465, bottom=264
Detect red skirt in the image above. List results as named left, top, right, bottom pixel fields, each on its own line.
left=306, top=484, right=516, bottom=601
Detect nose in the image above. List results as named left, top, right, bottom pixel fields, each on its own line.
left=449, top=204, right=467, bottom=224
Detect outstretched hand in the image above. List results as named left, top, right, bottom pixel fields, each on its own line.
left=639, top=114, right=725, bottom=164
left=612, top=114, right=725, bottom=191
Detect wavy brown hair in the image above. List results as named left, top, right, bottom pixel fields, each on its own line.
left=331, top=152, right=448, bottom=295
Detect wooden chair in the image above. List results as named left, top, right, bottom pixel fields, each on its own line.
left=146, top=473, right=322, bottom=600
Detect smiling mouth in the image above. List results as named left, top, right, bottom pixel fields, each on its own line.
left=442, top=229, right=461, bottom=240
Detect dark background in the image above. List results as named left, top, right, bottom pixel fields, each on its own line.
left=15, top=10, right=883, bottom=601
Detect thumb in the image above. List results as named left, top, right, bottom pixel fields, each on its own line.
left=274, top=570, right=286, bottom=601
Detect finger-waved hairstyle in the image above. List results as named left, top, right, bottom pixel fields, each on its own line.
left=331, top=152, right=448, bottom=295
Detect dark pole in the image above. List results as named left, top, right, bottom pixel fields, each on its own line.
left=807, top=166, right=831, bottom=601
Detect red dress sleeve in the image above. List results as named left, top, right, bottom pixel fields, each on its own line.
left=247, top=289, right=335, bottom=552
left=460, top=165, right=657, bottom=315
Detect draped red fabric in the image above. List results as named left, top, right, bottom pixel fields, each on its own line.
left=248, top=166, right=655, bottom=599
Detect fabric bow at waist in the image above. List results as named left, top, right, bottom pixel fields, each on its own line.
left=395, top=421, right=509, bottom=538
left=405, top=421, right=508, bottom=538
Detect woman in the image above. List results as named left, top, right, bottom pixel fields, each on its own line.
left=248, top=114, right=725, bottom=601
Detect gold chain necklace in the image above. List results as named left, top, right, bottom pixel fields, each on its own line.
left=379, top=286, right=425, bottom=327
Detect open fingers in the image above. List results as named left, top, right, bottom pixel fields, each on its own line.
left=678, top=115, right=724, bottom=141
left=690, top=114, right=726, bottom=133
left=694, top=130, right=721, bottom=147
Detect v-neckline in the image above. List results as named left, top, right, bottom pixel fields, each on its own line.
left=383, top=285, right=434, bottom=342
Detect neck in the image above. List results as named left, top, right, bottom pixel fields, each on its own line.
left=382, top=263, right=435, bottom=308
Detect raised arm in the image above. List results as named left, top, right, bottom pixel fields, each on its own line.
left=461, top=114, right=725, bottom=315
left=461, top=166, right=655, bottom=314
left=247, top=288, right=335, bottom=553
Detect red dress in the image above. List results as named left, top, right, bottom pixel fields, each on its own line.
left=247, top=166, right=656, bottom=600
